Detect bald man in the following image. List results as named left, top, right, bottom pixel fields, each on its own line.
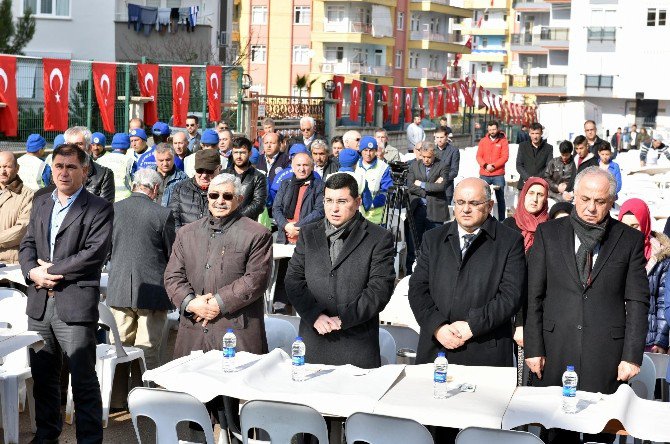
left=343, top=130, right=362, bottom=151
left=0, top=151, right=34, bottom=263
left=409, top=177, right=525, bottom=367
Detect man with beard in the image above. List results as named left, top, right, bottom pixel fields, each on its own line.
left=0, top=151, right=34, bottom=264
left=310, top=139, right=339, bottom=178
left=225, top=137, right=267, bottom=221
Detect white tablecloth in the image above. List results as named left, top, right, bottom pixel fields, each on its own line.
left=501, top=384, right=670, bottom=442
left=143, top=348, right=405, bottom=418
left=373, top=363, right=517, bottom=429
left=379, top=276, right=419, bottom=331
left=0, top=328, right=43, bottom=358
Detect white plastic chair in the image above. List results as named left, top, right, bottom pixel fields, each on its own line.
left=264, top=316, right=298, bottom=355
left=128, top=387, right=215, bottom=444
left=0, top=295, right=36, bottom=444
left=629, top=353, right=656, bottom=400
left=456, top=426, right=544, bottom=443
left=65, top=302, right=147, bottom=428
left=267, top=314, right=301, bottom=334
left=240, top=400, right=329, bottom=444
left=644, top=351, right=669, bottom=400
left=159, top=309, right=179, bottom=366
left=345, top=411, right=433, bottom=444
left=378, top=328, right=397, bottom=365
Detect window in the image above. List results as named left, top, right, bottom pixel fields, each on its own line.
left=24, top=0, right=69, bottom=16
left=409, top=52, right=419, bottom=70
left=480, top=65, right=486, bottom=74
left=648, top=8, right=656, bottom=26
left=395, top=50, right=403, bottom=68
left=484, top=12, right=489, bottom=21
left=584, top=75, right=613, bottom=89
left=326, top=5, right=345, bottom=22
left=324, top=46, right=344, bottom=62
left=481, top=37, right=488, bottom=47
left=503, top=14, right=507, bottom=22
left=166, top=0, right=181, bottom=8
left=251, top=6, right=268, bottom=25
left=660, top=10, right=667, bottom=25
left=410, top=14, right=420, bottom=32
left=294, top=6, right=311, bottom=25
left=292, top=45, right=310, bottom=64
left=397, top=12, right=404, bottom=30
left=250, top=45, right=267, bottom=63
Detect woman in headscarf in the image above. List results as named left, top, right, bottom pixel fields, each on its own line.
left=503, top=177, right=550, bottom=385
left=618, top=198, right=670, bottom=354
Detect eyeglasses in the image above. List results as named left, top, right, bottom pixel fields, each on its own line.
left=454, top=200, right=489, bottom=208
left=208, top=192, right=235, bottom=201
left=300, top=128, right=313, bottom=132
left=324, top=198, right=353, bottom=206
left=195, top=168, right=216, bottom=175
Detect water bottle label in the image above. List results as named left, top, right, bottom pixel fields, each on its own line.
left=562, top=386, right=576, bottom=397
left=223, top=347, right=235, bottom=358
left=292, top=355, right=305, bottom=366
left=434, top=371, right=446, bottom=383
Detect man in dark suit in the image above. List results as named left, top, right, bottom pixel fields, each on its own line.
left=516, top=122, right=553, bottom=190
left=433, top=128, right=460, bottom=204
left=298, top=116, right=323, bottom=150
left=409, top=177, right=526, bottom=367
left=285, top=173, right=396, bottom=369
left=19, top=143, right=113, bottom=444
left=107, top=167, right=176, bottom=409
left=405, top=141, right=450, bottom=274
left=525, top=166, right=649, bottom=444
left=257, top=132, right=291, bottom=188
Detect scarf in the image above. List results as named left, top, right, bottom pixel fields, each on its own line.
left=618, top=198, right=652, bottom=261
left=570, top=208, right=608, bottom=286
left=286, top=172, right=314, bottom=216
left=513, top=177, right=549, bottom=252
left=324, top=212, right=361, bottom=265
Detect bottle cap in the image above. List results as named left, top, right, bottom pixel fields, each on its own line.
left=566, top=365, right=575, bottom=371
left=227, top=328, right=234, bottom=333
left=437, top=352, right=445, bottom=357
left=296, top=336, right=302, bottom=341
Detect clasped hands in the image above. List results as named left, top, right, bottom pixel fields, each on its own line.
left=313, top=314, right=342, bottom=335
left=434, top=321, right=473, bottom=350
left=186, top=293, right=221, bottom=327
left=525, top=357, right=640, bottom=381
left=284, top=222, right=300, bottom=238
left=30, top=259, right=63, bottom=290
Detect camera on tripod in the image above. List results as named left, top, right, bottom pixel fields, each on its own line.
left=388, top=161, right=409, bottom=187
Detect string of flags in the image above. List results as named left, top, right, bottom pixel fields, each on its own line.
left=331, top=74, right=538, bottom=126
left=0, top=55, right=226, bottom=137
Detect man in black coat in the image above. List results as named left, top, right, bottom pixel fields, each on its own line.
left=226, top=136, right=267, bottom=221
left=107, top=167, right=176, bottom=408
left=285, top=173, right=395, bottom=369
left=19, top=144, right=112, bottom=443
left=409, top=177, right=526, bottom=367
left=585, top=120, right=608, bottom=156
left=516, top=122, right=553, bottom=190
left=257, top=132, right=291, bottom=188
left=525, top=167, right=648, bottom=443
left=64, top=125, right=115, bottom=202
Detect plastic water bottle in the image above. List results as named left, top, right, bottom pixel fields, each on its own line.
left=292, top=337, right=306, bottom=382
left=222, top=329, right=236, bottom=372
left=562, top=365, right=578, bottom=413
left=433, top=352, right=448, bottom=399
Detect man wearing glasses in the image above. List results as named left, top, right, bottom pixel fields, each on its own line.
left=409, top=177, right=525, bottom=369
left=285, top=173, right=395, bottom=368
left=168, top=149, right=222, bottom=230
left=299, top=116, right=322, bottom=150
left=185, top=115, right=201, bottom=153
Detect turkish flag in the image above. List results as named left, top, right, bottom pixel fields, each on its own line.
left=486, top=90, right=494, bottom=115
left=391, top=87, right=401, bottom=124
left=206, top=65, right=222, bottom=123
left=459, top=77, right=474, bottom=107
left=43, top=58, right=70, bottom=132
left=417, top=87, right=425, bottom=118
left=478, top=86, right=487, bottom=111
left=0, top=55, right=17, bottom=137
left=137, top=64, right=159, bottom=125
left=364, top=83, right=375, bottom=124
left=172, top=66, right=190, bottom=128
left=92, top=63, right=116, bottom=133
left=381, top=86, right=389, bottom=122
left=447, top=83, right=459, bottom=114
left=404, top=89, right=412, bottom=123
left=437, top=87, right=444, bottom=116
left=349, top=80, right=361, bottom=121
left=333, top=75, right=345, bottom=119
left=428, top=88, right=435, bottom=119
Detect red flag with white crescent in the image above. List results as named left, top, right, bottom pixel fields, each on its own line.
left=404, top=89, right=413, bottom=123
left=137, top=64, right=159, bottom=125
left=365, top=83, right=375, bottom=124
left=391, top=87, right=401, bottom=124
left=478, top=86, right=487, bottom=111
left=417, top=87, right=424, bottom=118
left=437, top=87, right=444, bottom=116
left=172, top=66, right=191, bottom=128
left=349, top=80, right=361, bottom=121
left=381, top=85, right=389, bottom=122
left=332, top=75, right=345, bottom=119
left=428, top=88, right=435, bottom=119
left=43, top=58, right=70, bottom=131
left=206, top=65, right=222, bottom=123
left=447, top=83, right=459, bottom=114
left=0, top=55, right=17, bottom=137
left=92, top=62, right=116, bottom=133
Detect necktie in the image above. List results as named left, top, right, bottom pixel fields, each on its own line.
left=462, top=234, right=476, bottom=258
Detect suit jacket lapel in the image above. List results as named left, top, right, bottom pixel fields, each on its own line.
left=312, top=220, right=331, bottom=266
left=558, top=220, right=581, bottom=286
left=589, top=221, right=623, bottom=284
left=39, top=196, right=55, bottom=255
left=56, top=191, right=88, bottom=237
left=331, top=217, right=368, bottom=270
left=427, top=159, right=441, bottom=182
left=445, top=222, right=462, bottom=267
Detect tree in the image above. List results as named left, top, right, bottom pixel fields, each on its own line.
left=0, top=0, right=35, bottom=54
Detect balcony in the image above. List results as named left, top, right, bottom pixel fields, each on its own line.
left=476, top=72, right=507, bottom=89
left=409, top=0, right=473, bottom=19
left=463, top=51, right=507, bottom=63
left=507, top=74, right=567, bottom=95
left=464, top=0, right=507, bottom=9
left=319, top=62, right=393, bottom=77
left=408, top=66, right=461, bottom=80
left=322, top=0, right=396, bottom=5
left=586, top=27, right=616, bottom=52
left=467, top=24, right=508, bottom=35
left=409, top=30, right=462, bottom=43
left=315, top=21, right=395, bottom=45
left=511, top=28, right=569, bottom=51
left=513, top=0, right=551, bottom=12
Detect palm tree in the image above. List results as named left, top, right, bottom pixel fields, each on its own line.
left=295, top=74, right=317, bottom=115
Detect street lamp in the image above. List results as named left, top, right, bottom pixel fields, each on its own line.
left=241, top=73, right=252, bottom=91
left=323, top=79, right=335, bottom=98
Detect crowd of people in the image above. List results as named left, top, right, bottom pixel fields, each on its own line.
left=0, top=113, right=668, bottom=444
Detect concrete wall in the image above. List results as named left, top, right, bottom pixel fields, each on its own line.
left=114, top=22, right=213, bottom=63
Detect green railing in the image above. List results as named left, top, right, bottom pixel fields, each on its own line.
left=4, top=55, right=243, bottom=149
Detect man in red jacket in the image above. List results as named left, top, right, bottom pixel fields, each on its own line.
left=476, top=120, right=509, bottom=219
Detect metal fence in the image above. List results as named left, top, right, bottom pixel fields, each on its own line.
left=4, top=55, right=243, bottom=148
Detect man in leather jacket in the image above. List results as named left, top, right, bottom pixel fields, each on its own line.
left=225, top=137, right=267, bottom=221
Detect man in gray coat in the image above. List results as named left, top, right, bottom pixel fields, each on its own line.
left=107, top=168, right=175, bottom=408
left=285, top=173, right=396, bottom=369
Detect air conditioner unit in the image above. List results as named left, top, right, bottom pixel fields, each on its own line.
left=322, top=64, right=334, bottom=73
left=502, top=68, right=510, bottom=75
